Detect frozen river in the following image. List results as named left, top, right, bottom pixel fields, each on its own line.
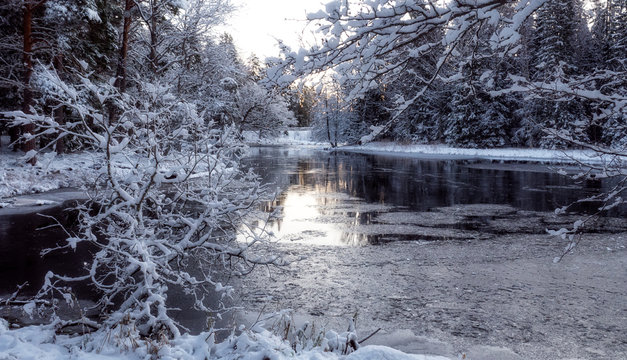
left=234, top=147, right=627, bottom=360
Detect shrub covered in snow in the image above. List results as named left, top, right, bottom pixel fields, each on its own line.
left=6, top=68, right=289, bottom=339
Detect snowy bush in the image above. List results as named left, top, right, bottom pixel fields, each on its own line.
left=6, top=67, right=287, bottom=338
left=251, top=310, right=362, bottom=355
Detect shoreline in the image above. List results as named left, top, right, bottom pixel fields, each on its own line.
left=337, top=141, right=626, bottom=165
left=2, top=141, right=624, bottom=210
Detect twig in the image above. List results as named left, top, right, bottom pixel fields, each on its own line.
left=358, top=327, right=381, bottom=344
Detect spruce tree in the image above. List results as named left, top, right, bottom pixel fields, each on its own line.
left=529, top=0, right=591, bottom=148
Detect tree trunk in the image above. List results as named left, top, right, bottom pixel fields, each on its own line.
left=109, top=0, right=134, bottom=125
left=53, top=54, right=66, bottom=153
left=149, top=0, right=158, bottom=76
left=325, top=97, right=336, bottom=148
left=22, top=2, right=36, bottom=165
left=9, top=125, right=20, bottom=152
left=114, top=0, right=133, bottom=92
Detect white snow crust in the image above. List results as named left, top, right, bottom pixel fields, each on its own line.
left=242, top=128, right=325, bottom=146
left=341, top=141, right=615, bottom=164
left=0, top=319, right=451, bottom=360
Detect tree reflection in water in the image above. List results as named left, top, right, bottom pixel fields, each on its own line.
left=240, top=148, right=625, bottom=246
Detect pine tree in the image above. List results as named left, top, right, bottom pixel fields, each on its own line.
left=606, top=0, right=627, bottom=68
left=287, top=85, right=315, bottom=127
left=528, top=0, right=591, bottom=148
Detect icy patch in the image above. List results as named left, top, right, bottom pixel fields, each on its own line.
left=376, top=212, right=467, bottom=227
left=465, top=345, right=523, bottom=360
left=0, top=189, right=88, bottom=215
left=346, top=346, right=450, bottom=360
left=345, top=224, right=490, bottom=241
left=366, top=329, right=454, bottom=357
left=323, top=203, right=398, bottom=214
left=433, top=204, right=518, bottom=217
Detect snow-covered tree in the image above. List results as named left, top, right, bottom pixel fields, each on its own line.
left=311, top=79, right=354, bottom=146
left=5, top=67, right=287, bottom=337
left=591, top=0, right=627, bottom=148
left=268, top=0, right=625, bottom=147
left=0, top=0, right=99, bottom=158
left=519, top=0, right=591, bottom=147
left=233, top=82, right=296, bottom=138
left=349, top=86, right=391, bottom=143
left=444, top=85, right=510, bottom=147
left=0, top=0, right=292, bottom=338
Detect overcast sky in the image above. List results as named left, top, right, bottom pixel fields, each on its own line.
left=224, top=0, right=600, bottom=61
left=224, top=0, right=324, bottom=60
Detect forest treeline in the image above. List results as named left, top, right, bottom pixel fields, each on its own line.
left=0, top=0, right=296, bottom=162
left=288, top=0, right=626, bottom=150
left=1, top=0, right=625, bottom=158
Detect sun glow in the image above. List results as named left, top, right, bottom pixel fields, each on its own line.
left=224, top=0, right=324, bottom=60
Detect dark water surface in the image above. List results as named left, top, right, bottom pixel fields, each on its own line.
left=246, top=147, right=618, bottom=213
left=241, top=147, right=624, bottom=247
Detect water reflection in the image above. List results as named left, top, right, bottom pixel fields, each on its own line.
left=268, top=188, right=345, bottom=246
left=242, top=147, right=624, bottom=246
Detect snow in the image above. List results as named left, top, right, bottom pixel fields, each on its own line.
left=85, top=8, right=101, bottom=22
left=0, top=142, right=99, bottom=200
left=242, top=128, right=325, bottom=146
left=240, top=131, right=621, bottom=167
left=0, top=319, right=452, bottom=360
left=341, top=141, right=617, bottom=165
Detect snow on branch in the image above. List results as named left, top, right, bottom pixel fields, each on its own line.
left=266, top=0, right=553, bottom=143
left=13, top=65, right=290, bottom=338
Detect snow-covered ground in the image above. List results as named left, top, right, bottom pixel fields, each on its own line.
left=244, top=129, right=625, bottom=165
left=0, top=319, right=451, bottom=360
left=0, top=141, right=99, bottom=201
left=242, top=128, right=326, bottom=147
left=341, top=142, right=625, bottom=164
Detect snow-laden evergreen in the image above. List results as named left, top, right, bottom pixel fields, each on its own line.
left=268, top=0, right=626, bottom=150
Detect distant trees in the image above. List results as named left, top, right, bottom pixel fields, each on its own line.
left=591, top=0, right=627, bottom=148
left=1, top=0, right=295, bottom=161
left=271, top=0, right=626, bottom=150
left=287, top=85, right=316, bottom=127
left=311, top=81, right=350, bottom=147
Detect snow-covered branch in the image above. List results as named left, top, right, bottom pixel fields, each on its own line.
left=7, top=67, right=288, bottom=337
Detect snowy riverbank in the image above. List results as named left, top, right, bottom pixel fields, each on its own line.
left=340, top=142, right=624, bottom=165
left=3, top=131, right=623, bottom=203
left=0, top=148, right=99, bottom=201
left=244, top=129, right=625, bottom=164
